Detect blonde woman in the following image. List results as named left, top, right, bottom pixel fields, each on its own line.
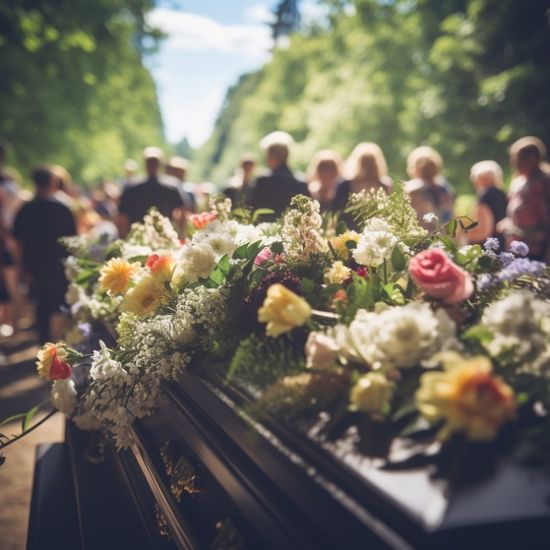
left=332, top=142, right=392, bottom=216
left=405, top=146, right=454, bottom=229
left=466, top=161, right=507, bottom=248
left=306, top=149, right=344, bottom=211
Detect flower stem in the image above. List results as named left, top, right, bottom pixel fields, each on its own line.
left=0, top=409, right=58, bottom=451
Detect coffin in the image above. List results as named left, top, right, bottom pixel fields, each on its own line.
left=29, top=366, right=550, bottom=550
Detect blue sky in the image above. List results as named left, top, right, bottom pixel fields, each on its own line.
left=147, top=1, right=327, bottom=147
left=147, top=1, right=275, bottom=147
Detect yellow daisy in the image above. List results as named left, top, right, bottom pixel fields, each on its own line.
left=121, top=276, right=169, bottom=317
left=99, top=258, right=138, bottom=295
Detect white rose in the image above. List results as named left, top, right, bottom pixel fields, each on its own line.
left=51, top=379, right=77, bottom=415
left=172, top=243, right=217, bottom=286
left=305, top=332, right=339, bottom=369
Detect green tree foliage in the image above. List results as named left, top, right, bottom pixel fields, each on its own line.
left=0, top=0, right=164, bottom=184
left=195, top=0, right=550, bottom=192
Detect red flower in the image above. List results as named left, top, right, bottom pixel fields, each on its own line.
left=190, top=212, right=217, bottom=229
left=49, top=354, right=72, bottom=380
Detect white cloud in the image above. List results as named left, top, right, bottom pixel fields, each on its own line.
left=244, top=3, right=274, bottom=24
left=148, top=8, right=272, bottom=58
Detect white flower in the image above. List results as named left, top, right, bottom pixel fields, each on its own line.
left=481, top=291, right=550, bottom=370
left=172, top=243, right=217, bottom=286
left=305, top=332, right=339, bottom=369
left=423, top=212, right=439, bottom=225
left=51, top=379, right=77, bottom=415
left=353, top=217, right=398, bottom=267
left=340, top=303, right=456, bottom=370
left=64, top=256, right=79, bottom=280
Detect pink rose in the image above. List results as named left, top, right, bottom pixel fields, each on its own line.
left=254, top=247, right=273, bottom=266
left=409, top=248, right=474, bottom=304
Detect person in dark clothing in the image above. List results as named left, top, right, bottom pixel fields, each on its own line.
left=466, top=161, right=507, bottom=249
left=13, top=166, right=77, bottom=343
left=117, top=147, right=184, bottom=236
left=247, top=132, right=309, bottom=220
left=223, top=155, right=256, bottom=208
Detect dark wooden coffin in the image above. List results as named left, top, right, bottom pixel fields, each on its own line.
left=28, top=369, right=550, bottom=549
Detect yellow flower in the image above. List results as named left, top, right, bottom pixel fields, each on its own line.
left=324, top=261, right=352, bottom=285
left=258, top=284, right=312, bottom=337
left=36, top=342, right=69, bottom=380
left=350, top=372, right=393, bottom=414
left=99, top=258, right=138, bottom=295
left=329, top=231, right=360, bottom=260
left=416, top=355, right=516, bottom=441
left=121, top=276, right=169, bottom=317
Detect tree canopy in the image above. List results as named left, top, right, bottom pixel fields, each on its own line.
left=0, top=0, right=164, bottom=185
left=194, top=0, right=550, bottom=192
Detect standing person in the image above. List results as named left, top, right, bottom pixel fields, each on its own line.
left=504, top=136, right=550, bottom=261
left=332, top=142, right=391, bottom=228
left=166, top=156, right=197, bottom=213
left=247, top=131, right=309, bottom=220
left=405, top=146, right=455, bottom=230
left=117, top=147, right=184, bottom=236
left=465, top=161, right=508, bottom=249
left=306, top=149, right=344, bottom=212
left=223, top=155, right=256, bottom=207
left=13, top=166, right=76, bottom=343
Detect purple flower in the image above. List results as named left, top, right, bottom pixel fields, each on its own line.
left=497, top=258, right=545, bottom=283
left=509, top=241, right=529, bottom=257
left=477, top=273, right=495, bottom=290
left=483, top=237, right=500, bottom=252
left=498, top=252, right=515, bottom=267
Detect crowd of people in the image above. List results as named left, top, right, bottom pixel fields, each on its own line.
left=0, top=132, right=548, bottom=347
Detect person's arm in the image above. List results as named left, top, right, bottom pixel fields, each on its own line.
left=466, top=202, right=495, bottom=243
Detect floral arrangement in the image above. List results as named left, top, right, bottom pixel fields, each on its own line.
left=3, top=187, right=549, bottom=470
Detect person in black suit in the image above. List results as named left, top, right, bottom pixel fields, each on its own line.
left=117, top=147, right=184, bottom=236
left=247, top=131, right=309, bottom=220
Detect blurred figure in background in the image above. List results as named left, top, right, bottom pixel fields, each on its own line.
left=332, top=142, right=391, bottom=228
left=405, top=146, right=454, bottom=230
left=465, top=161, right=507, bottom=249
left=120, top=158, right=138, bottom=189
left=166, top=156, right=197, bottom=213
left=223, top=154, right=256, bottom=207
left=117, top=147, right=184, bottom=236
left=247, top=131, right=309, bottom=220
left=13, top=166, right=76, bottom=343
left=332, top=142, right=392, bottom=212
left=307, top=149, right=343, bottom=212
left=0, top=142, right=23, bottom=336
left=51, top=164, right=77, bottom=211
left=504, top=136, right=550, bottom=261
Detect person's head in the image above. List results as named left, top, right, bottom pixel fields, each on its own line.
left=470, top=160, right=503, bottom=191
left=166, top=156, right=189, bottom=181
left=143, top=146, right=164, bottom=178
left=260, top=131, right=294, bottom=170
left=346, top=142, right=388, bottom=182
left=240, top=155, right=256, bottom=180
left=32, top=166, right=54, bottom=194
left=124, top=159, right=138, bottom=179
left=407, top=146, right=443, bottom=182
left=509, top=136, right=546, bottom=177
left=50, top=164, right=75, bottom=196
left=307, top=149, right=343, bottom=187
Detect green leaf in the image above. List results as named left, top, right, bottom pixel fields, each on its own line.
left=383, top=282, right=405, bottom=304
left=22, top=405, right=39, bottom=433
left=461, top=325, right=493, bottom=343
left=0, top=413, right=27, bottom=427
left=391, top=246, right=406, bottom=271
left=252, top=208, right=275, bottom=223
left=300, top=278, right=315, bottom=293
left=270, top=241, right=284, bottom=255
left=75, top=269, right=96, bottom=284
left=336, top=221, right=348, bottom=235
left=438, top=235, right=457, bottom=254
left=446, top=218, right=458, bottom=237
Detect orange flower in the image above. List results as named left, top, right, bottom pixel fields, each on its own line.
left=190, top=212, right=217, bottom=229
left=36, top=343, right=72, bottom=380
left=99, top=258, right=138, bottom=295
left=416, top=354, right=516, bottom=441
